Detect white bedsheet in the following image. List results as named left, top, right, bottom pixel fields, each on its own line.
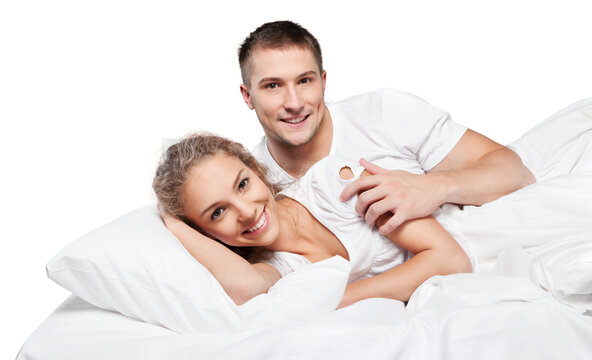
left=18, top=274, right=592, bottom=360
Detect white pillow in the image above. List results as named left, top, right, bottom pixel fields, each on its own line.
left=507, top=97, right=592, bottom=180
left=47, top=205, right=350, bottom=333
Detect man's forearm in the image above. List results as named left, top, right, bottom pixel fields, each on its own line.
left=432, top=147, right=535, bottom=206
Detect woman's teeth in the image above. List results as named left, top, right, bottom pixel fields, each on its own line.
left=246, top=211, right=267, bottom=233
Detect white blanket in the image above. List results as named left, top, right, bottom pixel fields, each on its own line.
left=18, top=275, right=592, bottom=360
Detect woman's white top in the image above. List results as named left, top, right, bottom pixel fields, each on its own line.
left=265, top=155, right=410, bottom=283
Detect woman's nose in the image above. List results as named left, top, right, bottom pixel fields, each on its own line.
left=236, top=200, right=257, bottom=224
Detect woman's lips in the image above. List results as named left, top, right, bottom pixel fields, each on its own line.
left=243, top=207, right=268, bottom=235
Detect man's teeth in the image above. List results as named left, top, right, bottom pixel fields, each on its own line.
left=284, top=115, right=307, bottom=124
left=246, top=212, right=266, bottom=233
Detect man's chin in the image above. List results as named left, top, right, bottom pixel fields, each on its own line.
left=282, top=136, right=315, bottom=148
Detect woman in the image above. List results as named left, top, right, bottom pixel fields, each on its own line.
left=153, top=133, right=472, bottom=308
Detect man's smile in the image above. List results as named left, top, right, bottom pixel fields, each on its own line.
left=280, top=114, right=310, bottom=126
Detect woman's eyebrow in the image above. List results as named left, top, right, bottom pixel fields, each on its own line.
left=200, top=168, right=246, bottom=218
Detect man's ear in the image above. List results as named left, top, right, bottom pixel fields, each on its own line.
left=239, top=84, right=254, bottom=110
left=322, top=70, right=327, bottom=91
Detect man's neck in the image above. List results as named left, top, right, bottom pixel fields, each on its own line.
left=267, top=106, right=333, bottom=178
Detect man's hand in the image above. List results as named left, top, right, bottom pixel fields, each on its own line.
left=340, top=158, right=445, bottom=235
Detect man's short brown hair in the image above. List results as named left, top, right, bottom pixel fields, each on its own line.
left=238, top=20, right=323, bottom=86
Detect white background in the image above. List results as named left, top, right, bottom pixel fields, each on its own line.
left=2, top=0, right=590, bottom=357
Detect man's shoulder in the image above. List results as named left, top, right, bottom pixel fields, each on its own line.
left=251, top=136, right=268, bottom=162
left=330, top=88, right=430, bottom=108
left=250, top=136, right=295, bottom=185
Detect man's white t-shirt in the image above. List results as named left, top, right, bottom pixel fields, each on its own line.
left=251, top=88, right=467, bottom=185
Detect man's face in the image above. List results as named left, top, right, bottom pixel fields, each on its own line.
left=240, top=46, right=327, bottom=148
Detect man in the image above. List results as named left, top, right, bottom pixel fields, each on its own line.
left=238, top=21, right=535, bottom=235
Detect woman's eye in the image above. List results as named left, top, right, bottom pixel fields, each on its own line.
left=238, top=178, right=249, bottom=191
left=211, top=208, right=224, bottom=220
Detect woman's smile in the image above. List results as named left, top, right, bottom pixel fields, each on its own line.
left=243, top=206, right=269, bottom=235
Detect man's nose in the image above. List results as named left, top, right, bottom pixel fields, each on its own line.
left=283, top=85, right=304, bottom=113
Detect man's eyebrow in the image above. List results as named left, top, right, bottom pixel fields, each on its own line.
left=258, top=77, right=282, bottom=85
left=200, top=168, right=245, bottom=218
left=298, top=70, right=318, bottom=78
left=257, top=71, right=319, bottom=86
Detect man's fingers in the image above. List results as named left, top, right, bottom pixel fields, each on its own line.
left=354, top=186, right=387, bottom=217
left=364, top=198, right=395, bottom=226
left=378, top=212, right=407, bottom=235
left=359, top=158, right=387, bottom=175
left=340, top=175, right=379, bottom=201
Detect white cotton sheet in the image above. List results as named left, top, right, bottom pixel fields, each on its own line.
left=18, top=274, right=592, bottom=360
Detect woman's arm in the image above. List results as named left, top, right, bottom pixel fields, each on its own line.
left=159, top=207, right=282, bottom=305
left=339, top=214, right=472, bottom=308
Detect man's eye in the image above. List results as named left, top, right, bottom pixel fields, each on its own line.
left=211, top=208, right=224, bottom=220
left=239, top=178, right=249, bottom=190
left=299, top=78, right=311, bottom=84
left=265, top=83, right=278, bottom=89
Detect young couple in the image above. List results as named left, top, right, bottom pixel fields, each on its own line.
left=153, top=21, right=535, bottom=308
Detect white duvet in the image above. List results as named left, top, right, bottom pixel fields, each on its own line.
left=18, top=275, right=592, bottom=360
left=18, top=99, right=592, bottom=359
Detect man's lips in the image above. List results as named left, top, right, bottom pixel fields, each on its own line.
left=280, top=114, right=309, bottom=125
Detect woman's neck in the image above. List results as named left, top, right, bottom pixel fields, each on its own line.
left=265, top=196, right=350, bottom=263
left=266, top=197, right=315, bottom=253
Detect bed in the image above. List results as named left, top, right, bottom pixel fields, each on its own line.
left=17, top=99, right=592, bottom=360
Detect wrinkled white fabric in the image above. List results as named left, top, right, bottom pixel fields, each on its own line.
left=18, top=279, right=592, bottom=360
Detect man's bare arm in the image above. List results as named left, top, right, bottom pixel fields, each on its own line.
left=340, top=129, right=535, bottom=234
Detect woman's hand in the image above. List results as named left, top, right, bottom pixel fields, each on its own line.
left=157, top=203, right=174, bottom=223
left=158, top=204, right=187, bottom=231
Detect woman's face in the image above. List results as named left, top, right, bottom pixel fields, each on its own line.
left=183, top=153, right=280, bottom=248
